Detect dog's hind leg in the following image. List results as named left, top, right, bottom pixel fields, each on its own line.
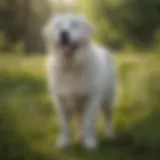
left=102, top=100, right=116, bottom=140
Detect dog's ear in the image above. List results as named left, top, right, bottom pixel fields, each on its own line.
left=41, top=14, right=59, bottom=41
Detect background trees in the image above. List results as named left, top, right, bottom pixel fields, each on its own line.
left=1, top=0, right=160, bottom=52
left=0, top=0, right=51, bottom=53
left=78, top=0, right=160, bottom=50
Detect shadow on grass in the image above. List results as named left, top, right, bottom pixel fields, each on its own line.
left=0, top=70, right=56, bottom=160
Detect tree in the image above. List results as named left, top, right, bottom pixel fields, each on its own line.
left=24, top=0, right=52, bottom=53
left=0, top=0, right=52, bottom=53
left=0, top=0, right=20, bottom=50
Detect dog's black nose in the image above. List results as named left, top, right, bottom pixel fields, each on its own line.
left=60, top=31, right=69, bottom=45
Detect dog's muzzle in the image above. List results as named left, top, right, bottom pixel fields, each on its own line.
left=59, top=31, right=78, bottom=55
left=60, top=31, right=70, bottom=46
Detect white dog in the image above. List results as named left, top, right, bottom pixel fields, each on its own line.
left=42, top=13, right=118, bottom=150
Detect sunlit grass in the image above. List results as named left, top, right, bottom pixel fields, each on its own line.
left=0, top=53, right=160, bottom=160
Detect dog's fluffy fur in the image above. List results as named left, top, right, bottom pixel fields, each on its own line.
left=42, top=13, right=118, bottom=150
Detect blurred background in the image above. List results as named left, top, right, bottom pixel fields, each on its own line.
left=0, top=0, right=160, bottom=159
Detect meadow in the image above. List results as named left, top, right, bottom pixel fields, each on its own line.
left=0, top=53, right=160, bottom=160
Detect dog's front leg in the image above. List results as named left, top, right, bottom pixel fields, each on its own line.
left=54, top=95, right=71, bottom=149
left=81, top=94, right=101, bottom=150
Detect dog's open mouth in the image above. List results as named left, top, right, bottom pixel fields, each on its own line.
left=61, top=44, right=78, bottom=55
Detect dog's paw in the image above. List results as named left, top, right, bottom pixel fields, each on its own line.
left=56, top=136, right=70, bottom=149
left=83, top=137, right=98, bottom=150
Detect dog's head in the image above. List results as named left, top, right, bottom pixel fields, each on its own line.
left=42, top=13, right=95, bottom=55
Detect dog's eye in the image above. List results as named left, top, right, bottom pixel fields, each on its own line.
left=71, top=21, right=78, bottom=28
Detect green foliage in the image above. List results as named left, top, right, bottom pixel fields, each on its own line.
left=78, top=0, right=160, bottom=49
left=78, top=0, right=124, bottom=49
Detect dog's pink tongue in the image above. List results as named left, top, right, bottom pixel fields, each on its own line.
left=63, top=46, right=72, bottom=54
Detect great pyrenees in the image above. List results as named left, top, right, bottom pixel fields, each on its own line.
left=42, top=13, right=118, bottom=150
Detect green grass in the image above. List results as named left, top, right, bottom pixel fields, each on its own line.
left=0, top=53, right=160, bottom=160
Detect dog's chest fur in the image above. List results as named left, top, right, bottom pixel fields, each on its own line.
left=56, top=58, right=90, bottom=95
left=52, top=56, right=91, bottom=110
